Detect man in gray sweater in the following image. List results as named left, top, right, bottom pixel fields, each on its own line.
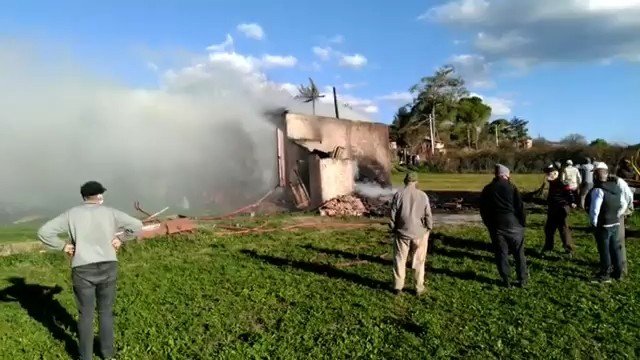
left=37, top=181, right=143, bottom=360
left=389, top=172, right=433, bottom=295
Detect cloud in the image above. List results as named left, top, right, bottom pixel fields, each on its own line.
left=279, top=83, right=298, bottom=96
left=237, top=23, right=265, bottom=40
left=339, top=54, right=368, bottom=69
left=376, top=91, right=413, bottom=103
left=342, top=82, right=367, bottom=90
left=421, top=0, right=640, bottom=66
left=320, top=87, right=378, bottom=114
left=471, top=92, right=513, bottom=117
left=209, top=52, right=259, bottom=74
left=261, top=54, right=298, bottom=68
left=328, top=34, right=345, bottom=44
left=206, top=34, right=234, bottom=52
left=146, top=62, right=159, bottom=72
left=449, top=54, right=494, bottom=88
left=312, top=46, right=332, bottom=60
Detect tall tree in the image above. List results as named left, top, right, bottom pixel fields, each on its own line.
left=408, top=65, right=468, bottom=148
left=560, top=133, right=588, bottom=146
left=509, top=117, right=530, bottom=148
left=487, top=118, right=511, bottom=146
left=456, top=96, right=492, bottom=149
left=295, top=78, right=324, bottom=115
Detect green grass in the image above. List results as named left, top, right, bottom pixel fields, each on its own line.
left=0, top=224, right=41, bottom=244
left=1, top=212, right=639, bottom=359
left=391, top=172, right=543, bottom=192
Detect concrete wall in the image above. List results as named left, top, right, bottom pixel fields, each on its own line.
left=284, top=113, right=391, bottom=186
left=309, top=156, right=355, bottom=208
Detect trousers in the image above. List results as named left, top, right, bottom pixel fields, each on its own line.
left=594, top=226, right=623, bottom=279
left=544, top=205, right=574, bottom=253
left=393, top=232, right=429, bottom=292
left=72, top=261, right=118, bottom=360
left=489, top=226, right=528, bottom=283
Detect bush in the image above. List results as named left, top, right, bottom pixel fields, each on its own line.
left=414, top=145, right=631, bottom=173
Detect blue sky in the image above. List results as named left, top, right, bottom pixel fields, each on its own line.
left=2, top=0, right=639, bottom=143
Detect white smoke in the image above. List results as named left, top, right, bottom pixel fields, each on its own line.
left=355, top=182, right=398, bottom=198
left=0, top=38, right=370, bottom=220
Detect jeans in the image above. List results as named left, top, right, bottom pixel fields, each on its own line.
left=72, top=261, right=118, bottom=360
left=489, top=226, right=528, bottom=283
left=594, top=226, right=623, bottom=279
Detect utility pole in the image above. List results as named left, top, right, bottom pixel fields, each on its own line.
left=332, top=86, right=340, bottom=119
left=429, top=106, right=436, bottom=156
left=495, top=124, right=499, bottom=147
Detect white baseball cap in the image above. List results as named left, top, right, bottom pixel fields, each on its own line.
left=593, top=162, right=608, bottom=171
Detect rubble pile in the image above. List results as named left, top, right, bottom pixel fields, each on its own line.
left=319, top=195, right=367, bottom=217
left=358, top=195, right=392, bottom=217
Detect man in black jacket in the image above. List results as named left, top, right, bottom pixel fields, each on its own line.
left=589, top=162, right=625, bottom=282
left=542, top=164, right=577, bottom=257
left=480, top=164, right=528, bottom=288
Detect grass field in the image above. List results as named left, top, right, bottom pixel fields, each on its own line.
left=391, top=172, right=543, bottom=192
left=1, top=211, right=639, bottom=359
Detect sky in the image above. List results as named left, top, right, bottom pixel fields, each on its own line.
left=1, top=0, right=639, bottom=144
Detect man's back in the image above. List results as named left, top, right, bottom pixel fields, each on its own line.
left=563, top=166, right=581, bottom=188
left=390, top=185, right=432, bottom=240
left=581, top=164, right=594, bottom=184
left=38, top=204, right=143, bottom=267
left=480, top=178, right=525, bottom=229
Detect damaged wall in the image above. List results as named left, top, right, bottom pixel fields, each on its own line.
left=309, top=157, right=356, bottom=208
left=283, top=112, right=391, bottom=186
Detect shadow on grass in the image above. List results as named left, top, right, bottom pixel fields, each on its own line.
left=430, top=233, right=494, bottom=253
left=241, top=249, right=390, bottom=291
left=300, top=245, right=500, bottom=286
left=0, top=277, right=78, bottom=358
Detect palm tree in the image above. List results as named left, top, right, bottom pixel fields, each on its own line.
left=295, top=78, right=325, bottom=115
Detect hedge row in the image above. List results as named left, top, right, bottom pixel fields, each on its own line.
left=412, top=146, right=634, bottom=173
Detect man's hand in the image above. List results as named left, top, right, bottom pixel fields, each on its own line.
left=63, top=243, right=75, bottom=257
left=571, top=203, right=577, bottom=209
left=112, top=238, right=122, bottom=252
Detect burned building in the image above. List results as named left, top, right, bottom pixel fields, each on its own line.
left=274, top=111, right=391, bottom=209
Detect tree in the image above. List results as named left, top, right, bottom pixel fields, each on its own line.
left=560, top=133, right=588, bottom=146
left=487, top=118, right=512, bottom=146
left=295, top=78, right=324, bottom=115
left=456, top=96, right=492, bottom=149
left=509, top=117, right=530, bottom=148
left=590, top=138, right=609, bottom=147
left=408, top=65, right=469, bottom=149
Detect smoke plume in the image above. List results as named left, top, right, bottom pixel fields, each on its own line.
left=0, top=38, right=369, bottom=221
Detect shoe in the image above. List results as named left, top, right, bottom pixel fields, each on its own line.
left=416, top=288, right=426, bottom=296
left=502, top=279, right=512, bottom=288
left=565, top=252, right=574, bottom=260
left=591, top=275, right=612, bottom=284
left=516, top=280, right=528, bottom=288
left=392, top=289, right=403, bottom=296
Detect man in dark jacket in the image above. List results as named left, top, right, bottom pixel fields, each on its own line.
left=588, top=162, right=624, bottom=282
left=541, top=164, right=577, bottom=257
left=480, top=164, right=528, bottom=288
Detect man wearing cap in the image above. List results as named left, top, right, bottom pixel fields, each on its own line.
left=542, top=163, right=577, bottom=257
left=389, top=172, right=433, bottom=295
left=587, top=163, right=626, bottom=282
left=562, top=159, right=582, bottom=198
left=586, top=163, right=634, bottom=275
left=480, top=164, right=528, bottom=288
left=579, top=158, right=594, bottom=209
left=37, top=181, right=143, bottom=360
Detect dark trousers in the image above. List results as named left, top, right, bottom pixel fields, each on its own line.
left=72, top=261, right=118, bottom=360
left=619, top=216, right=628, bottom=274
left=544, top=205, right=574, bottom=253
left=579, top=183, right=593, bottom=209
left=594, top=226, right=623, bottom=278
left=489, top=226, right=528, bottom=283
